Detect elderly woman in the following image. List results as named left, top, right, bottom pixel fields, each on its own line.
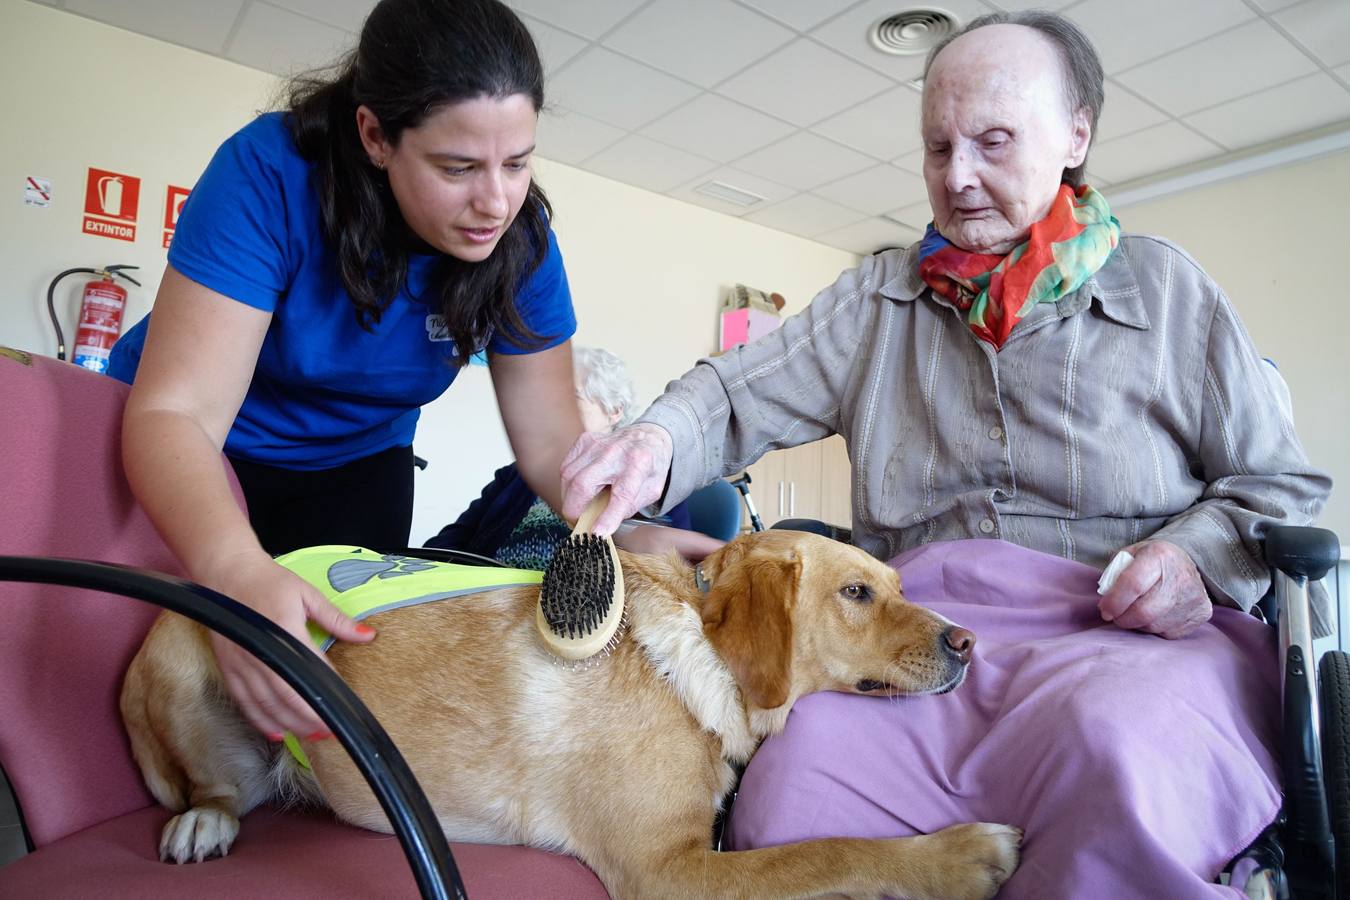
left=561, top=11, right=1331, bottom=898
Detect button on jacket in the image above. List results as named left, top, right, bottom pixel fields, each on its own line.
left=639, top=234, right=1332, bottom=625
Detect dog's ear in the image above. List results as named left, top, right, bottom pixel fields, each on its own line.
left=701, top=551, right=800, bottom=710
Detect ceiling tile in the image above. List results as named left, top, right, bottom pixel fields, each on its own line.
left=668, top=166, right=797, bottom=216
left=265, top=0, right=373, bottom=32
left=886, top=200, right=932, bottom=230
left=816, top=217, right=922, bottom=254
left=519, top=14, right=590, bottom=78
left=744, top=193, right=868, bottom=238
left=733, top=0, right=862, bottom=32
left=640, top=94, right=796, bottom=163
left=535, top=107, right=626, bottom=165
left=1116, top=20, right=1317, bottom=117
left=1185, top=73, right=1350, bottom=150
left=1095, top=80, right=1169, bottom=143
left=892, top=147, right=924, bottom=173
left=225, top=2, right=354, bottom=75
left=808, top=0, right=993, bottom=83
left=716, top=38, right=893, bottom=127
left=812, top=164, right=927, bottom=215
left=1088, top=121, right=1222, bottom=184
left=1066, top=0, right=1255, bottom=74
left=62, top=0, right=247, bottom=55
left=731, top=130, right=878, bottom=189
left=581, top=134, right=719, bottom=193
left=1247, top=0, right=1304, bottom=10
left=603, top=0, right=794, bottom=88
left=810, top=85, right=924, bottom=159
left=985, top=0, right=1076, bottom=9
left=548, top=47, right=701, bottom=130
left=504, top=0, right=647, bottom=39
left=1275, top=0, right=1350, bottom=68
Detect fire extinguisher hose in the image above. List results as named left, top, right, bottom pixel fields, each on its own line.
left=46, top=265, right=142, bottom=361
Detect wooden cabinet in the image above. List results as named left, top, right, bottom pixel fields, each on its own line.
left=739, top=435, right=852, bottom=531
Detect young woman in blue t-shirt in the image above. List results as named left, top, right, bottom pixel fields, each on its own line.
left=119, top=0, right=587, bottom=741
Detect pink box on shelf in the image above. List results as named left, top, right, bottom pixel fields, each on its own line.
left=720, top=307, right=782, bottom=352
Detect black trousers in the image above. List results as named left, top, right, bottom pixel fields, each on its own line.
left=228, top=444, right=415, bottom=557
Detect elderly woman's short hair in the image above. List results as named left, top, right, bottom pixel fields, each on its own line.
left=923, top=10, right=1105, bottom=187
left=574, top=346, right=638, bottom=426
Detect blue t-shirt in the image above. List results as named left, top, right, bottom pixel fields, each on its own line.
left=109, top=112, right=576, bottom=470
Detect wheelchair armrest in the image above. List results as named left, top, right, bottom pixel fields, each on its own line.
left=771, top=518, right=853, bottom=544
left=0, top=556, right=464, bottom=900
left=1265, top=525, right=1340, bottom=582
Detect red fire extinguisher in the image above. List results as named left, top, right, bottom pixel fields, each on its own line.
left=45, top=264, right=141, bottom=374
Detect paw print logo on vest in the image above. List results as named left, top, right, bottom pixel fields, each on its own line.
left=327, top=554, right=438, bottom=593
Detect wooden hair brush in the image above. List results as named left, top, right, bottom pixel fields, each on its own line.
left=536, top=487, right=626, bottom=661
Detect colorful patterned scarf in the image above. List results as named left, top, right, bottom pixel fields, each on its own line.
left=917, top=184, right=1120, bottom=350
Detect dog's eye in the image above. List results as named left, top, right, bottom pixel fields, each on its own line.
left=841, top=583, right=871, bottom=603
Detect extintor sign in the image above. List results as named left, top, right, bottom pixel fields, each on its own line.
left=82, top=167, right=141, bottom=242
left=163, top=184, right=189, bottom=248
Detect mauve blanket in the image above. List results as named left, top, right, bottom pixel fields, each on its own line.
left=726, top=539, right=1281, bottom=899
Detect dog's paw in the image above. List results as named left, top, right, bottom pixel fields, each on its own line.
left=920, top=822, right=1022, bottom=900
left=158, top=807, right=241, bottom=864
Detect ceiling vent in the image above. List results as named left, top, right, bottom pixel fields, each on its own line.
left=867, top=9, right=960, bottom=56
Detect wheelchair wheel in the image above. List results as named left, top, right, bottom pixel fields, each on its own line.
left=1319, top=649, right=1350, bottom=898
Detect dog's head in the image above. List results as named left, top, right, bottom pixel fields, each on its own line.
left=697, top=530, right=972, bottom=711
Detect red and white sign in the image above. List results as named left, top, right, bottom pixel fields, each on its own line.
left=162, top=184, right=190, bottom=248
left=82, top=167, right=141, bottom=242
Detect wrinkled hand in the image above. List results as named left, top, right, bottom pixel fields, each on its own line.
left=561, top=423, right=674, bottom=535
left=200, top=550, right=376, bottom=740
left=1098, top=540, right=1212, bottom=639
left=616, top=523, right=725, bottom=561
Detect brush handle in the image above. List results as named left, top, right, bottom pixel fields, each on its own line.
left=572, top=487, right=612, bottom=536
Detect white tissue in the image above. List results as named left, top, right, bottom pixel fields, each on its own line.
left=1096, top=550, right=1135, bottom=595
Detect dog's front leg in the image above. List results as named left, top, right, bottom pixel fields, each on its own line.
left=607, top=823, right=1021, bottom=900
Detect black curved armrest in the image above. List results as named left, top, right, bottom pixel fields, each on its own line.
left=0, top=556, right=466, bottom=900
left=1265, top=526, right=1341, bottom=582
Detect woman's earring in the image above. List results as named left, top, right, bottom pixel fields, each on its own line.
left=372, top=157, right=386, bottom=170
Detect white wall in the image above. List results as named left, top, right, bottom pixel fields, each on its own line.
left=0, top=1, right=280, bottom=352
left=1119, top=152, right=1350, bottom=543
left=0, top=1, right=858, bottom=546
left=411, top=158, right=859, bottom=542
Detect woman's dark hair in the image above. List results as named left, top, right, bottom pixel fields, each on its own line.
left=924, top=10, right=1105, bottom=187
left=286, top=0, right=551, bottom=359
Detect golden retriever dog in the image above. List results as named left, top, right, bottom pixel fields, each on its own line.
left=121, top=529, right=1020, bottom=899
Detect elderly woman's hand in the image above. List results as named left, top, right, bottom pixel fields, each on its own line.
left=1098, top=540, right=1212, bottom=639
left=560, top=423, right=674, bottom=535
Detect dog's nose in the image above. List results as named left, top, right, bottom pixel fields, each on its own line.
left=942, top=626, right=975, bottom=664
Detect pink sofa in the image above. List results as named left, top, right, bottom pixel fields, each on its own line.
left=0, top=347, right=608, bottom=899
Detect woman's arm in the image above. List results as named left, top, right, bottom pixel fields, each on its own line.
left=124, top=267, right=269, bottom=575
left=124, top=266, right=372, bottom=738
left=489, top=341, right=584, bottom=514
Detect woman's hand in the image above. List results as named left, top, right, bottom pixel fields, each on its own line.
left=200, top=549, right=376, bottom=740
left=616, top=523, right=725, bottom=561
left=1098, top=540, right=1212, bottom=639
left=561, top=423, right=674, bottom=535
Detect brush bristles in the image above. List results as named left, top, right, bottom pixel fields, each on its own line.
left=540, top=534, right=616, bottom=639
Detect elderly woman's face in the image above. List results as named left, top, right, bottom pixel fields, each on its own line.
left=921, top=25, right=1090, bottom=255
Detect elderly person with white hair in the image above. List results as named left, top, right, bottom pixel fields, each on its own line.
left=561, top=11, right=1331, bottom=898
